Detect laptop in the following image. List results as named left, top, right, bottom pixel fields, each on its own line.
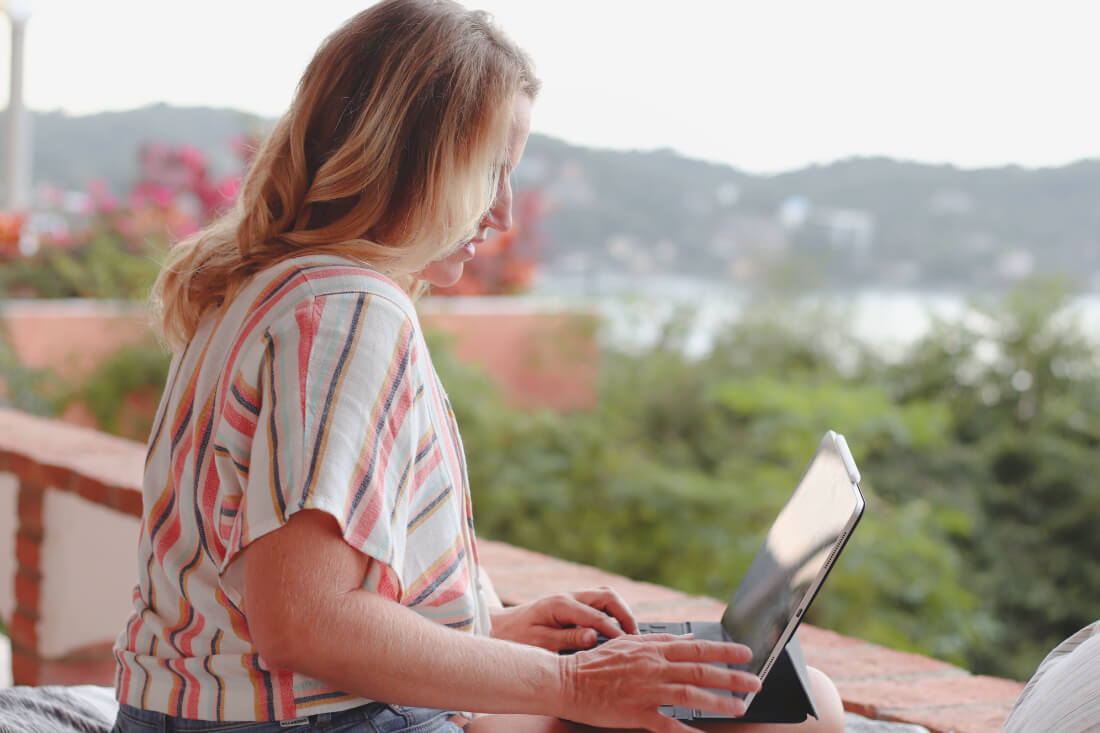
left=584, top=430, right=865, bottom=722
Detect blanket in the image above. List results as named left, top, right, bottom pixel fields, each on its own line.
left=0, top=685, right=116, bottom=733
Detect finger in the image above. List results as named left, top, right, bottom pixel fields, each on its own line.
left=660, top=683, right=749, bottom=719
left=552, top=599, right=627, bottom=639
left=540, top=626, right=599, bottom=652
left=660, top=639, right=753, bottom=665
left=575, top=587, right=640, bottom=634
left=664, top=662, right=762, bottom=695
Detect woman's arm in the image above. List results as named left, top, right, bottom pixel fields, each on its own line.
left=241, top=510, right=760, bottom=729
left=243, top=510, right=559, bottom=715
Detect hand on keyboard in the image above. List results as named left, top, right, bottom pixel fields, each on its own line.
left=489, top=587, right=639, bottom=652
left=559, top=633, right=761, bottom=731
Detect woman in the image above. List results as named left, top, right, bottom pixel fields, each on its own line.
left=112, top=2, right=845, bottom=731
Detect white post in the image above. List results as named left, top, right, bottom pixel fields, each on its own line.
left=3, top=4, right=32, bottom=211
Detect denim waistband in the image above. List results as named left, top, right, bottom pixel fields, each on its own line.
left=116, top=701, right=384, bottom=731
left=115, top=701, right=462, bottom=732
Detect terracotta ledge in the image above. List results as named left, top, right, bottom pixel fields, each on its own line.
left=0, top=408, right=1023, bottom=732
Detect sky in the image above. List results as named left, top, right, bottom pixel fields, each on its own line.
left=2, top=0, right=1099, bottom=173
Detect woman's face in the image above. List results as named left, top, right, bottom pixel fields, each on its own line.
left=418, top=94, right=533, bottom=288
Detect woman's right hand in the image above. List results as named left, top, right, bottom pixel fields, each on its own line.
left=558, top=634, right=762, bottom=732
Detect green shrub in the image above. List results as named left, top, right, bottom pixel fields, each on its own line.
left=0, top=324, right=66, bottom=416
left=74, top=336, right=171, bottom=440
left=0, top=221, right=165, bottom=299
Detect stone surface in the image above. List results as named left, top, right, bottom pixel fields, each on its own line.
left=839, top=675, right=1024, bottom=714
left=807, top=644, right=969, bottom=684
left=0, top=409, right=145, bottom=497
left=885, top=704, right=1018, bottom=733
left=845, top=712, right=930, bottom=732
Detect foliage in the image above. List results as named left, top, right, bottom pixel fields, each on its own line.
left=0, top=324, right=66, bottom=416
left=75, top=336, right=172, bottom=440
left=880, top=278, right=1100, bottom=676
left=2, top=231, right=165, bottom=300
left=1, top=322, right=169, bottom=441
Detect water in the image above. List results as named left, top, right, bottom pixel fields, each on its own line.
left=527, top=274, right=1100, bottom=359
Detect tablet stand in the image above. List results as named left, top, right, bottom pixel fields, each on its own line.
left=736, top=632, right=818, bottom=724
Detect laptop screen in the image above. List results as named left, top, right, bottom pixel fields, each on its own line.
left=719, top=433, right=864, bottom=675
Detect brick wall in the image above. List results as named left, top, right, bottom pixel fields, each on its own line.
left=0, top=298, right=597, bottom=418
left=0, top=409, right=1023, bottom=732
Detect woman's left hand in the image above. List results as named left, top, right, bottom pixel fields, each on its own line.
left=489, top=586, right=640, bottom=652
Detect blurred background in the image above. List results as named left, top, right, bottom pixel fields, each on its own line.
left=1, top=0, right=1099, bottom=683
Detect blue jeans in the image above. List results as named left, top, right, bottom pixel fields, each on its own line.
left=113, top=702, right=465, bottom=733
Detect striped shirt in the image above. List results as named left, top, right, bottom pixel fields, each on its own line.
left=114, top=254, right=489, bottom=722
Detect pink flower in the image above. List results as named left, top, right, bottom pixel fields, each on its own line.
left=217, top=177, right=240, bottom=202
left=151, top=187, right=174, bottom=209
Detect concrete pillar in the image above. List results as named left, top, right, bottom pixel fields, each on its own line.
left=3, top=12, right=32, bottom=211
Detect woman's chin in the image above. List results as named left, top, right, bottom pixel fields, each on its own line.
left=422, top=262, right=465, bottom=289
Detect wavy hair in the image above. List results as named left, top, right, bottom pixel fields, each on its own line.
left=153, top=0, right=539, bottom=350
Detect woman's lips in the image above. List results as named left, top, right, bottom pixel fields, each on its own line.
left=461, top=238, right=483, bottom=260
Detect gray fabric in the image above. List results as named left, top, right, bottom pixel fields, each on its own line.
left=1002, top=621, right=1100, bottom=733
left=0, top=685, right=115, bottom=733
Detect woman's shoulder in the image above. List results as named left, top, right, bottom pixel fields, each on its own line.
left=233, top=253, right=419, bottom=326
left=206, top=254, right=422, bottom=370
left=274, top=254, right=413, bottom=308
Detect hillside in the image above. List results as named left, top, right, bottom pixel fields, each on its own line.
left=8, top=104, right=1100, bottom=290
left=10, top=104, right=266, bottom=191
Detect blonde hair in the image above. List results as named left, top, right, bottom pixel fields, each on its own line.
left=153, top=0, right=539, bottom=350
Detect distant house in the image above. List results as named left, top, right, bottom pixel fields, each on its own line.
left=818, top=207, right=875, bottom=256
left=778, top=196, right=875, bottom=259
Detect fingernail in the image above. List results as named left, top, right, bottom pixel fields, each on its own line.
left=584, top=630, right=597, bottom=645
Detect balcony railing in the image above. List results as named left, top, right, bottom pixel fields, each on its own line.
left=0, top=408, right=1024, bottom=732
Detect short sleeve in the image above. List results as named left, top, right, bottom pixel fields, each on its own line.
left=221, top=290, right=423, bottom=601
